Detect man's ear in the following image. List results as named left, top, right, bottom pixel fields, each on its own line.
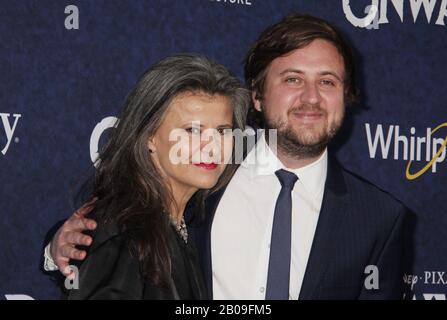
left=252, top=90, right=262, bottom=112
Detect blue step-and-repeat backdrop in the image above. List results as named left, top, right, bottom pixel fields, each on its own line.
left=1, top=0, right=446, bottom=299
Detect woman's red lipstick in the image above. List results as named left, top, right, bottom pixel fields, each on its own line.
left=193, top=163, right=218, bottom=170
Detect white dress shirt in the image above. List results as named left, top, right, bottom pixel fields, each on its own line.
left=43, top=243, right=58, bottom=271
left=211, top=133, right=328, bottom=299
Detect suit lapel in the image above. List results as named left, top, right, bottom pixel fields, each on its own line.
left=197, top=187, right=227, bottom=299
left=299, top=157, right=349, bottom=299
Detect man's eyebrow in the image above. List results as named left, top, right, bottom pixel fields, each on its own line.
left=319, top=71, right=343, bottom=82
left=279, top=69, right=344, bottom=82
left=279, top=69, right=304, bottom=76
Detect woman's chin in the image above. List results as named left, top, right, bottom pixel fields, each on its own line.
left=188, top=176, right=220, bottom=190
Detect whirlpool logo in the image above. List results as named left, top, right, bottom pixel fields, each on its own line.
left=365, top=122, right=447, bottom=180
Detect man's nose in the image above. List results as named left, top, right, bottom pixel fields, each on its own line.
left=300, top=82, right=322, bottom=105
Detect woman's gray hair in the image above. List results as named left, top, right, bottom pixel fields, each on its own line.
left=130, top=54, right=249, bottom=139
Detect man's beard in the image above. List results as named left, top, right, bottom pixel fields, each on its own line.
left=263, top=103, right=344, bottom=159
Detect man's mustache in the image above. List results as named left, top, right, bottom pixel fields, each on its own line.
left=287, top=104, right=326, bottom=116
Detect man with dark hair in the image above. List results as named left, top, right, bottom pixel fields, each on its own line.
left=44, top=13, right=411, bottom=300
left=245, top=14, right=358, bottom=128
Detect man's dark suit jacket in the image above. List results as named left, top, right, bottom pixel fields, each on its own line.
left=189, top=156, right=412, bottom=300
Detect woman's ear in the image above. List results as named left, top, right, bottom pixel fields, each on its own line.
left=147, top=136, right=156, bottom=153
left=252, top=90, right=262, bottom=112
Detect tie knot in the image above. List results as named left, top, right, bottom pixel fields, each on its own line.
left=275, top=169, right=298, bottom=189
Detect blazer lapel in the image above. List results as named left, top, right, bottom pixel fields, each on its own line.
left=192, top=187, right=227, bottom=299
left=299, top=157, right=349, bottom=299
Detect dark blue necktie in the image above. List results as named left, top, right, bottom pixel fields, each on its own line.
left=265, top=169, right=298, bottom=300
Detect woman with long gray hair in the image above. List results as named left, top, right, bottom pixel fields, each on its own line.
left=66, top=54, right=249, bottom=299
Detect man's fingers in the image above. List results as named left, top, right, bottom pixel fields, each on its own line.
left=74, top=198, right=98, bottom=218
left=65, top=216, right=97, bottom=232
left=65, top=269, right=76, bottom=281
left=60, top=244, right=87, bottom=261
left=73, top=205, right=94, bottom=218
left=58, top=262, right=76, bottom=280
left=57, top=260, right=71, bottom=276
left=65, top=231, right=92, bottom=247
left=78, top=217, right=97, bottom=230
left=52, top=199, right=98, bottom=278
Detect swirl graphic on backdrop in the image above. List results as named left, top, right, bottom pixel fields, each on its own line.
left=406, top=122, right=447, bottom=180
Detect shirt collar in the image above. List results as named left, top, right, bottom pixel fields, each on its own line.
left=241, top=131, right=328, bottom=197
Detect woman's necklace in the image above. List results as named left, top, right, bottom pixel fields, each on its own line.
left=171, top=216, right=188, bottom=244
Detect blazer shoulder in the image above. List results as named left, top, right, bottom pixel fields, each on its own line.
left=339, top=165, right=410, bottom=220
left=88, top=220, right=123, bottom=251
